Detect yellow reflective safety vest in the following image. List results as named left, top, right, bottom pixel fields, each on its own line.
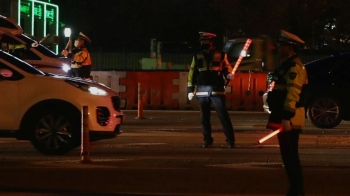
left=187, top=50, right=232, bottom=96
left=267, top=54, right=308, bottom=130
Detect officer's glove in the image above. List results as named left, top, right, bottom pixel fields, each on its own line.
left=61, top=49, right=69, bottom=57
left=188, top=92, right=194, bottom=101
left=226, top=73, right=234, bottom=80
left=31, top=42, right=39, bottom=48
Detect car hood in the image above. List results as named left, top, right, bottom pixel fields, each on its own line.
left=53, top=57, right=71, bottom=67
left=43, top=74, right=117, bottom=93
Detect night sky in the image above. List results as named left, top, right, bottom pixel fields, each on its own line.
left=50, top=0, right=350, bottom=52
left=51, top=0, right=218, bottom=51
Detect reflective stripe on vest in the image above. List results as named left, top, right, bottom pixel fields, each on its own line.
left=196, top=51, right=223, bottom=71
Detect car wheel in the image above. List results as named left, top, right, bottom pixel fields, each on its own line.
left=306, top=97, right=342, bottom=129
left=30, top=110, right=80, bottom=155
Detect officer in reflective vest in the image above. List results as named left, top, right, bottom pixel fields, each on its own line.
left=187, top=32, right=235, bottom=148
left=266, top=30, right=308, bottom=196
left=62, top=32, right=92, bottom=79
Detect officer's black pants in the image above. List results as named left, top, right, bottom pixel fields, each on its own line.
left=277, top=130, right=304, bottom=196
left=68, top=68, right=80, bottom=77
left=80, top=65, right=91, bottom=79
left=197, top=96, right=235, bottom=144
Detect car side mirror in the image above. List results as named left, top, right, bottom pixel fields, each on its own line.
left=0, top=68, right=13, bottom=78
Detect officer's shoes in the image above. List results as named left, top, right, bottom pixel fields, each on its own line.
left=228, top=144, right=235, bottom=148
left=226, top=139, right=235, bottom=148
left=201, top=142, right=213, bottom=148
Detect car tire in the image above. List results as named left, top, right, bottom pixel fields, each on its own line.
left=30, top=108, right=81, bottom=155
left=306, top=97, right=342, bottom=129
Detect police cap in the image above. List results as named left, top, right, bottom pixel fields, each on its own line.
left=78, top=32, right=91, bottom=43
left=199, top=32, right=216, bottom=40
left=278, top=30, right=304, bottom=46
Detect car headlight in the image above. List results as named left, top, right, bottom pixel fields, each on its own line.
left=88, top=86, right=107, bottom=95
left=65, top=80, right=108, bottom=95
left=62, top=64, right=71, bottom=73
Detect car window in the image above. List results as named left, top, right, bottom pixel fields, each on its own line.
left=304, top=56, right=335, bottom=86
left=0, top=50, right=44, bottom=75
left=0, top=34, right=22, bottom=45
left=0, top=61, right=24, bottom=80
left=329, top=54, right=350, bottom=86
left=305, top=56, right=334, bottom=75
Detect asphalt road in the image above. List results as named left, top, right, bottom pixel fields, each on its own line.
left=0, top=110, right=350, bottom=196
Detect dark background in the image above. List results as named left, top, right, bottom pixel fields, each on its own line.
left=51, top=0, right=350, bottom=52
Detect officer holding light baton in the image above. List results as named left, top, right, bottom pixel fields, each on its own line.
left=187, top=32, right=235, bottom=148
left=266, top=30, right=308, bottom=196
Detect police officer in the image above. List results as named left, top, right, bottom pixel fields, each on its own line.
left=187, top=32, right=235, bottom=148
left=61, top=32, right=92, bottom=79
left=266, top=30, right=308, bottom=196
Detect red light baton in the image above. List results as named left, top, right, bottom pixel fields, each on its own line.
left=258, top=128, right=282, bottom=144
left=224, top=38, right=252, bottom=88
left=231, top=38, right=252, bottom=75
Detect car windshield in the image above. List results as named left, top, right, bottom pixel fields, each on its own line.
left=0, top=50, right=45, bottom=75
left=17, top=34, right=59, bottom=58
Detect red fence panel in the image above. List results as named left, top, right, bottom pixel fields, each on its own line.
left=115, top=71, right=267, bottom=111
left=119, top=72, right=179, bottom=110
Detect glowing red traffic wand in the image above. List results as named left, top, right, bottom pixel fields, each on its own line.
left=258, top=128, right=282, bottom=144
left=231, top=38, right=252, bottom=75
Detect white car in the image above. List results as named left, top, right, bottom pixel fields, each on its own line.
left=0, top=50, right=124, bottom=155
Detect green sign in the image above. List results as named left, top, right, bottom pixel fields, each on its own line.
left=20, top=0, right=56, bottom=21
left=20, top=2, right=31, bottom=17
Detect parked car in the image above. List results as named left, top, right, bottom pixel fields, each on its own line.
left=0, top=50, right=124, bottom=155
left=0, top=15, right=71, bottom=75
left=262, top=52, right=350, bottom=129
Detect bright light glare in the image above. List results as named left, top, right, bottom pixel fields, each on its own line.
left=64, top=28, right=71, bottom=37
left=62, top=64, right=71, bottom=73
left=88, top=87, right=107, bottom=95
left=240, top=51, right=247, bottom=57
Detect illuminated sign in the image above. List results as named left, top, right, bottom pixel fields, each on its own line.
left=19, top=0, right=57, bottom=21
left=17, top=0, right=59, bottom=53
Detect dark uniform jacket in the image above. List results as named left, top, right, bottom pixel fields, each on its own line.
left=187, top=50, right=232, bottom=97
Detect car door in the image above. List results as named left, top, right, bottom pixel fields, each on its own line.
left=0, top=61, right=19, bottom=130
left=327, top=54, right=350, bottom=109
left=329, top=55, right=350, bottom=88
